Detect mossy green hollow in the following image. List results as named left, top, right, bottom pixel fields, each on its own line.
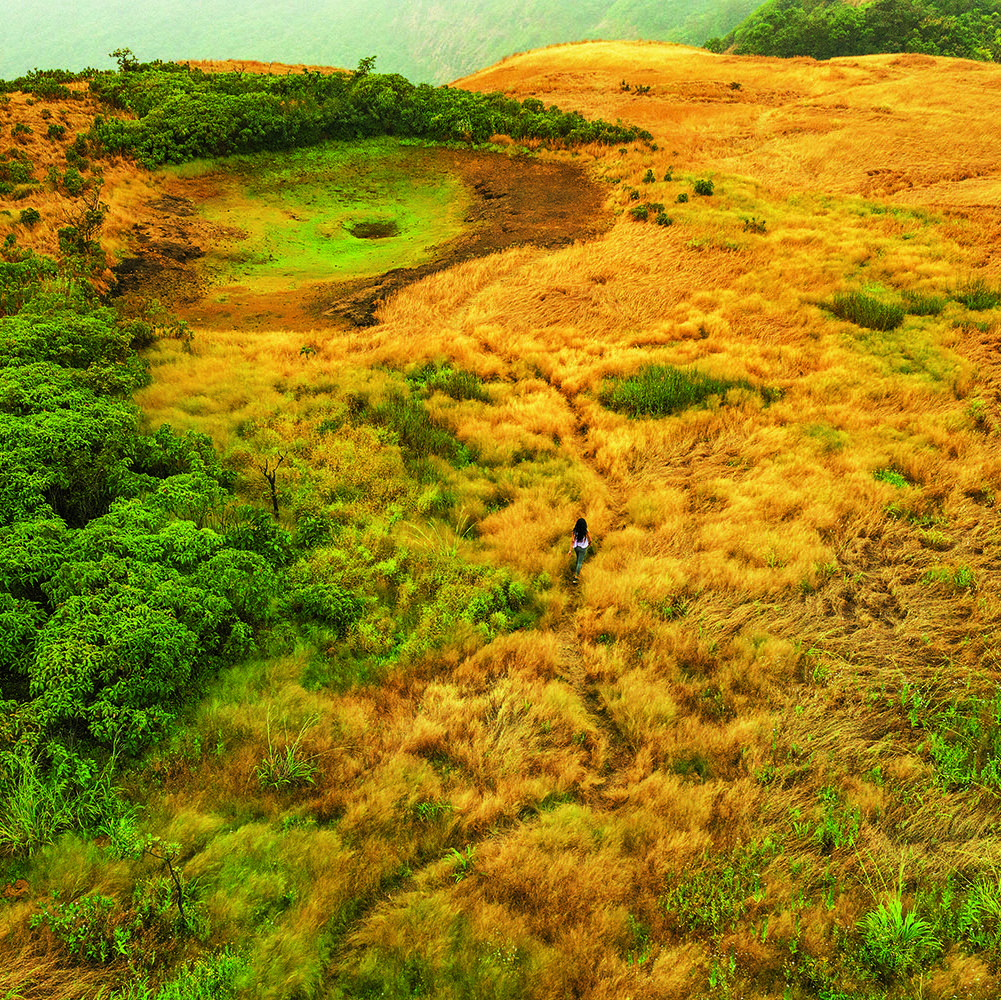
left=171, top=138, right=473, bottom=295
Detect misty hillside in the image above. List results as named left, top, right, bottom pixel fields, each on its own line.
left=2, top=0, right=759, bottom=83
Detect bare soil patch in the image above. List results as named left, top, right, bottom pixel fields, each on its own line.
left=112, top=147, right=612, bottom=331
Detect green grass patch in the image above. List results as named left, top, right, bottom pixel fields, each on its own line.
left=829, top=290, right=904, bottom=331
left=873, top=468, right=908, bottom=488
left=182, top=138, right=471, bottom=292
left=853, top=321, right=955, bottom=382
left=902, top=289, right=946, bottom=316
left=660, top=842, right=774, bottom=934
left=599, top=364, right=773, bottom=418
left=371, top=392, right=469, bottom=469
left=952, top=278, right=1001, bottom=311
left=406, top=361, right=490, bottom=403
left=903, top=683, right=1001, bottom=790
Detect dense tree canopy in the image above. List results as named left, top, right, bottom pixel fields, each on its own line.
left=708, top=0, right=1001, bottom=60
left=79, top=58, right=652, bottom=168
left=0, top=298, right=284, bottom=753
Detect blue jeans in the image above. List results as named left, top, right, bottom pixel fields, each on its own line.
left=573, top=546, right=588, bottom=575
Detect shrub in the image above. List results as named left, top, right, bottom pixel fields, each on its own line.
left=0, top=154, right=34, bottom=186
left=46, top=123, right=66, bottom=140
left=676, top=192, right=689, bottom=203
left=829, top=290, right=904, bottom=331
left=629, top=204, right=649, bottom=222
left=600, top=364, right=761, bottom=418
left=654, top=211, right=673, bottom=227
left=693, top=178, right=715, bottom=196
left=18, top=207, right=41, bottom=228
left=154, top=951, right=249, bottom=999
left=642, top=168, right=656, bottom=183
left=62, top=167, right=85, bottom=196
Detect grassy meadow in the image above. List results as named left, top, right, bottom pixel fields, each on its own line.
left=5, top=41, right=1001, bottom=1000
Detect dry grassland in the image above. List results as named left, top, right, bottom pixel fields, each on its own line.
left=6, top=41, right=1001, bottom=1000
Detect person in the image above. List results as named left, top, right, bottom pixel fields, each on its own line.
left=568, top=517, right=592, bottom=583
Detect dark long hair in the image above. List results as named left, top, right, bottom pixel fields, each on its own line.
left=573, top=517, right=588, bottom=542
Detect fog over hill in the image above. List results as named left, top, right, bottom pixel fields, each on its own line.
left=3, top=0, right=758, bottom=82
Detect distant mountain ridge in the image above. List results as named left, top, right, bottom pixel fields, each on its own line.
left=712, top=0, right=1001, bottom=61
left=3, top=0, right=759, bottom=83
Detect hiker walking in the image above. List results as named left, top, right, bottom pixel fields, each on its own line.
left=569, top=517, right=592, bottom=584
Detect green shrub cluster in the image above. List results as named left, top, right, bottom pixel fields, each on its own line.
left=711, top=0, right=1001, bottom=63
left=0, top=251, right=58, bottom=316
left=599, top=364, right=771, bottom=418
left=0, top=67, right=94, bottom=98
left=0, top=150, right=35, bottom=195
left=83, top=59, right=651, bottom=169
left=0, top=285, right=357, bottom=773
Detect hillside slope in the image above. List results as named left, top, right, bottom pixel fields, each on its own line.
left=5, top=39, right=1001, bottom=1000
left=456, top=41, right=1001, bottom=207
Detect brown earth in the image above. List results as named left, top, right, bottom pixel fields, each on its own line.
left=111, top=146, right=613, bottom=332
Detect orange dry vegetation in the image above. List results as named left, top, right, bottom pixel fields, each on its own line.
left=7, top=41, right=1001, bottom=1000
left=183, top=59, right=349, bottom=76
left=457, top=40, right=1001, bottom=209
left=0, top=84, right=155, bottom=270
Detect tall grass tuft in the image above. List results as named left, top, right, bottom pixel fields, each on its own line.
left=859, top=896, right=940, bottom=980
left=953, top=277, right=1001, bottom=311
left=829, top=290, right=905, bottom=331
left=599, top=365, right=755, bottom=418
left=902, top=289, right=946, bottom=316
left=0, top=742, right=124, bottom=856
left=372, top=391, right=467, bottom=466
left=406, top=361, right=490, bottom=402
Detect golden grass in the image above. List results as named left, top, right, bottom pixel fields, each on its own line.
left=9, top=41, right=1001, bottom=1000
left=0, top=86, right=155, bottom=266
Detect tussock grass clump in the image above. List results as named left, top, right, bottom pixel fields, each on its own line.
left=902, top=289, right=946, bottom=316
left=952, top=277, right=1001, bottom=311
left=599, top=364, right=762, bottom=418
left=406, top=361, right=490, bottom=402
left=371, top=391, right=468, bottom=467
left=829, top=290, right=905, bottom=331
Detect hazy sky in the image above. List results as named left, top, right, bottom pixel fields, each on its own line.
left=4, top=0, right=397, bottom=78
